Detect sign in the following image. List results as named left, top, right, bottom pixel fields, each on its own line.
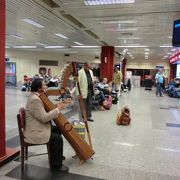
left=156, top=65, right=164, bottom=69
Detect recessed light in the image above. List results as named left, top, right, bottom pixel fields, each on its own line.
left=107, top=28, right=138, bottom=31
left=10, top=35, right=24, bottom=40
left=100, top=20, right=137, bottom=24
left=74, top=42, right=83, bottom=46
left=117, top=37, right=140, bottom=40
left=84, top=0, right=135, bottom=5
left=55, top=33, right=69, bottom=39
left=71, top=46, right=100, bottom=48
left=45, top=46, right=65, bottom=48
left=115, top=45, right=148, bottom=48
left=36, top=42, right=47, bottom=46
left=160, top=45, right=172, bottom=48
left=22, top=19, right=44, bottom=28
left=13, top=46, right=37, bottom=48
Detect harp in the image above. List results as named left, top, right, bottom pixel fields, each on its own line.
left=39, top=62, right=95, bottom=161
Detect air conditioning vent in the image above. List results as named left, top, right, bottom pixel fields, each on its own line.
left=120, top=32, right=133, bottom=36
left=85, top=30, right=100, bottom=39
left=41, top=0, right=60, bottom=8
left=39, top=60, right=58, bottom=66
left=62, top=14, right=85, bottom=28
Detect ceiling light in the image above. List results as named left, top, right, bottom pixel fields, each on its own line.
left=164, top=56, right=168, bottom=58
left=13, top=46, right=37, bottom=48
left=144, top=48, right=149, bottom=51
left=168, top=36, right=172, bottom=39
left=115, top=45, right=148, bottom=48
left=84, top=0, right=135, bottom=5
left=117, top=37, right=140, bottom=40
left=55, top=33, right=69, bottom=39
left=5, top=46, right=10, bottom=48
left=171, top=48, right=176, bottom=51
left=100, top=20, right=137, bottom=24
left=10, top=35, right=24, bottom=40
left=71, top=46, right=100, bottom=48
left=22, top=19, right=44, bottom=28
left=167, top=52, right=172, bottom=55
left=36, top=42, right=47, bottom=46
left=45, top=46, right=65, bottom=48
left=74, top=42, right=83, bottom=46
left=160, top=45, right=172, bottom=48
left=144, top=52, right=149, bottom=55
left=107, top=28, right=138, bottom=31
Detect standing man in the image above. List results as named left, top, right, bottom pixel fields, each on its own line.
left=113, top=67, right=123, bottom=95
left=78, top=62, right=94, bottom=122
left=155, top=69, right=164, bottom=97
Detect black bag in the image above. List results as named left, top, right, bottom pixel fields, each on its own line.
left=112, top=96, right=118, bottom=104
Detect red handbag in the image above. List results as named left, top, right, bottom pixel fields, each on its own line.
left=116, top=106, right=131, bottom=125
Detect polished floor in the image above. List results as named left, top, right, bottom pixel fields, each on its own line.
left=1, top=87, right=180, bottom=180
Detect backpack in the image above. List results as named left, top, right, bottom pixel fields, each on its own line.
left=104, top=95, right=112, bottom=110
left=116, top=106, right=131, bottom=125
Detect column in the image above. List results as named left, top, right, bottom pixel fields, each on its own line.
left=0, top=0, right=19, bottom=166
left=100, top=46, right=114, bottom=82
left=0, top=0, right=6, bottom=160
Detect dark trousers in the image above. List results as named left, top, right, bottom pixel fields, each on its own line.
left=49, top=125, right=63, bottom=168
left=83, top=89, right=93, bottom=118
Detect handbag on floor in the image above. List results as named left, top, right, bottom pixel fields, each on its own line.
left=116, top=106, right=131, bottom=125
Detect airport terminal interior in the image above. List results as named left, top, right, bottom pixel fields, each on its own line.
left=0, top=0, right=180, bottom=179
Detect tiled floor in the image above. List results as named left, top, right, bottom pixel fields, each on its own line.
left=1, top=87, right=180, bottom=180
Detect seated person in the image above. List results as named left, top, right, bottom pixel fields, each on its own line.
left=94, top=88, right=107, bottom=110
left=23, top=78, right=69, bottom=172
left=97, top=78, right=111, bottom=95
left=47, top=75, right=59, bottom=87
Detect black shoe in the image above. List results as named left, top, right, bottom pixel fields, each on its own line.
left=87, top=118, right=94, bottom=122
left=51, top=164, right=69, bottom=173
left=59, top=164, right=69, bottom=173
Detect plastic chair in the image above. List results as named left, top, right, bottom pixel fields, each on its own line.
left=17, top=107, right=50, bottom=172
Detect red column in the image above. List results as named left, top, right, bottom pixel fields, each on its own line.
left=0, top=0, right=6, bottom=159
left=0, top=1, right=19, bottom=166
left=100, top=46, right=114, bottom=82
left=170, top=64, right=175, bottom=80
left=121, top=58, right=126, bottom=82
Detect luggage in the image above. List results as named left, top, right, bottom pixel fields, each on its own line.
left=116, top=106, right=131, bottom=125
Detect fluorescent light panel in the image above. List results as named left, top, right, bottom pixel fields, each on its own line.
left=160, top=45, right=172, bottom=48
left=115, top=45, right=148, bottom=48
left=100, top=20, right=137, bottom=24
left=45, top=46, right=65, bottom=49
left=107, top=28, right=138, bottom=31
left=117, top=37, right=140, bottom=40
left=71, top=46, right=100, bottom=48
left=13, top=46, right=37, bottom=48
left=36, top=42, right=47, bottom=46
left=22, top=19, right=44, bottom=28
left=84, top=0, right=135, bottom=5
left=55, top=33, right=69, bottom=39
left=10, top=35, right=24, bottom=40
left=74, top=42, right=83, bottom=46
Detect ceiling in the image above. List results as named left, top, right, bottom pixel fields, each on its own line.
left=6, top=0, right=180, bottom=62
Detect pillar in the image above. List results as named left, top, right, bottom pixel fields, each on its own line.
left=0, top=0, right=6, bottom=160
left=0, top=0, right=20, bottom=166
left=100, top=46, right=114, bottom=82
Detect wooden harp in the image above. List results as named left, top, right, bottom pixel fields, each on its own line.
left=39, top=62, right=95, bottom=161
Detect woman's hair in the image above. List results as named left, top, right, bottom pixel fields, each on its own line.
left=31, top=78, right=43, bottom=92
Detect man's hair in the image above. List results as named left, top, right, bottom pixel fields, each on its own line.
left=31, top=78, right=43, bottom=92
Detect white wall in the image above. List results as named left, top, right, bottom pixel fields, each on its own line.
left=126, top=59, right=170, bottom=69
left=6, top=50, right=100, bottom=82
